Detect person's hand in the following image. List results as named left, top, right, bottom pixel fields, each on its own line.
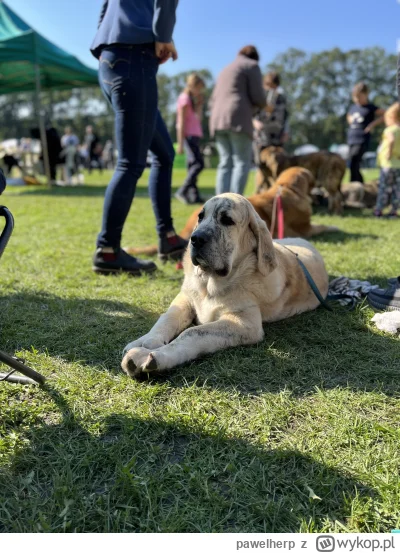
left=253, top=120, right=264, bottom=131
left=177, top=144, right=184, bottom=155
left=155, top=42, right=178, bottom=64
left=364, top=124, right=373, bottom=134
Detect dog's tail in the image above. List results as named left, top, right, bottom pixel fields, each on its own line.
left=123, top=207, right=201, bottom=256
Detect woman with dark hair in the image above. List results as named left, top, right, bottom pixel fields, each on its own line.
left=209, top=45, right=265, bottom=195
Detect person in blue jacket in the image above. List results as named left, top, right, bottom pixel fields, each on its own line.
left=91, top=0, right=187, bottom=275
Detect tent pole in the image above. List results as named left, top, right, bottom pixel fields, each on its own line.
left=34, top=64, right=52, bottom=186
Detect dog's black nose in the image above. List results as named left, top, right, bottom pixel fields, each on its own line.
left=191, top=231, right=207, bottom=248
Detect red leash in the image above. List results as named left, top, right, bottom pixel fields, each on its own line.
left=270, top=186, right=284, bottom=239
left=276, top=193, right=284, bottom=239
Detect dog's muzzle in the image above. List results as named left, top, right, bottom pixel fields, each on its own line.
left=190, top=230, right=209, bottom=266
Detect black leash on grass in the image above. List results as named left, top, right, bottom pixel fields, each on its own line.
left=281, top=245, right=357, bottom=311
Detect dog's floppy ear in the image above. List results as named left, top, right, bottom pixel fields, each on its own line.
left=248, top=203, right=277, bottom=276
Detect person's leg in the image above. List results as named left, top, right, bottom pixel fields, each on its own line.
left=96, top=47, right=158, bottom=250
left=148, top=111, right=188, bottom=261
left=148, top=110, right=175, bottom=235
left=349, top=144, right=365, bottom=183
left=94, top=45, right=160, bottom=274
left=374, top=168, right=389, bottom=215
left=230, top=131, right=253, bottom=195
left=390, top=169, right=400, bottom=214
left=177, top=136, right=204, bottom=202
left=215, top=131, right=233, bottom=195
left=49, top=161, right=57, bottom=181
left=175, top=136, right=196, bottom=202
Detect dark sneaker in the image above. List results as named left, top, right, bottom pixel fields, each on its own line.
left=93, top=248, right=157, bottom=275
left=387, top=211, right=398, bottom=218
left=158, top=232, right=188, bottom=263
left=367, top=277, right=400, bottom=311
left=174, top=190, right=191, bottom=205
left=373, top=209, right=383, bottom=218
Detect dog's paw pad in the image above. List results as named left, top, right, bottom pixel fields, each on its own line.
left=142, top=353, right=158, bottom=373
left=121, top=356, right=136, bottom=377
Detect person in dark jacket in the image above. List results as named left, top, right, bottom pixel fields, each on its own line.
left=31, top=127, right=63, bottom=183
left=84, top=125, right=102, bottom=174
left=90, top=0, right=187, bottom=275
left=209, top=45, right=265, bottom=195
left=0, top=167, right=5, bottom=195
left=253, top=72, right=289, bottom=165
left=347, top=82, right=384, bottom=183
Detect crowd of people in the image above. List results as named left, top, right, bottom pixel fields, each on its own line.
left=55, top=124, right=110, bottom=185
left=1, top=125, right=114, bottom=186
left=86, top=0, right=400, bottom=277
left=3, top=1, right=397, bottom=276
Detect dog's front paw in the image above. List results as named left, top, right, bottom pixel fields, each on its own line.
left=121, top=347, right=153, bottom=378
left=123, top=339, right=143, bottom=356
left=123, top=335, right=165, bottom=356
left=141, top=336, right=167, bottom=350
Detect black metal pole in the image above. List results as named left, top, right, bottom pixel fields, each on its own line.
left=0, top=372, right=40, bottom=385
left=0, top=351, right=46, bottom=384
left=0, top=206, right=14, bottom=260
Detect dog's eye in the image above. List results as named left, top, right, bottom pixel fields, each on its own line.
left=198, top=211, right=205, bottom=222
left=220, top=213, right=235, bottom=226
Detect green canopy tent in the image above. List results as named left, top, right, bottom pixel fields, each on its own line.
left=0, top=0, right=98, bottom=182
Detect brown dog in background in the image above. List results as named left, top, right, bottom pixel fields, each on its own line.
left=125, top=167, right=338, bottom=257
left=255, top=146, right=346, bottom=214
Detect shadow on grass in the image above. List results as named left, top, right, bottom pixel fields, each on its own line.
left=149, top=305, right=400, bottom=398
left=313, top=205, right=374, bottom=219
left=310, top=230, right=379, bottom=244
left=1, top=289, right=398, bottom=398
left=0, top=386, right=380, bottom=532
left=340, top=208, right=376, bottom=219
left=0, top=291, right=155, bottom=373
left=10, top=184, right=217, bottom=199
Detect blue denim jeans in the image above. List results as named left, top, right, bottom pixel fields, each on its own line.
left=215, top=130, right=253, bottom=196
left=97, top=44, right=175, bottom=249
left=177, top=136, right=204, bottom=198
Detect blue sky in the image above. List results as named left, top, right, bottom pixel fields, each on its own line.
left=10, top=0, right=400, bottom=76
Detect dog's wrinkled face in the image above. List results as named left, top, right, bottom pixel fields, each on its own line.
left=190, top=193, right=276, bottom=278
left=190, top=196, right=242, bottom=277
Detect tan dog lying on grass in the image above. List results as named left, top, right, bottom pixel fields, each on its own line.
left=121, top=193, right=329, bottom=378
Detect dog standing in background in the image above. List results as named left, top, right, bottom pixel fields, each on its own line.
left=255, top=146, right=346, bottom=214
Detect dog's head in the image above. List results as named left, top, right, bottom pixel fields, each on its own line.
left=190, top=193, right=277, bottom=278
left=275, top=167, right=315, bottom=196
left=259, top=146, right=288, bottom=177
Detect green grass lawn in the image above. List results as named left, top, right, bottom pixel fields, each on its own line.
left=0, top=168, right=399, bottom=532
